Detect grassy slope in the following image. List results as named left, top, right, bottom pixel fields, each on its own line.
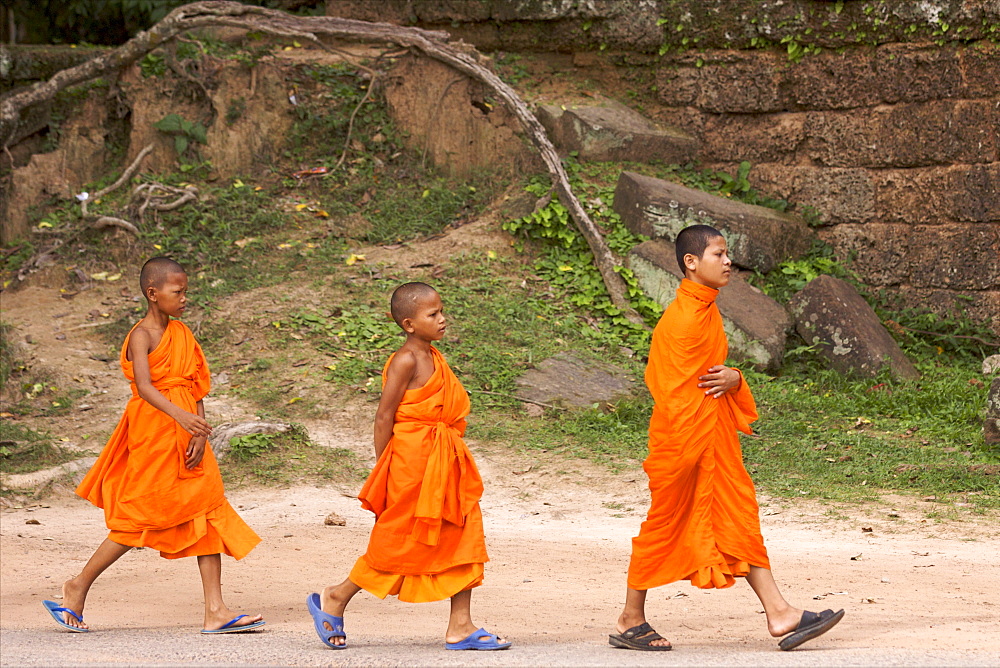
left=1, top=48, right=996, bottom=513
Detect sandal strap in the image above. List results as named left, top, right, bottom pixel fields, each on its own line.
left=621, top=622, right=655, bottom=639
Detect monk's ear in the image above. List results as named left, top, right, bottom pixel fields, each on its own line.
left=145, top=285, right=158, bottom=302
left=683, top=252, right=698, bottom=273
left=401, top=317, right=416, bottom=334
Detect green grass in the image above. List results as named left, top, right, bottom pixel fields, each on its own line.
left=219, top=425, right=368, bottom=488
left=0, top=422, right=79, bottom=476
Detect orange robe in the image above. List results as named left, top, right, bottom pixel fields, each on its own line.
left=628, top=278, right=770, bottom=591
left=350, top=346, right=488, bottom=603
left=76, top=320, right=259, bottom=560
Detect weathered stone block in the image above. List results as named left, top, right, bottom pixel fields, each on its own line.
left=874, top=164, right=1000, bottom=225
left=804, top=100, right=997, bottom=168
left=959, top=42, right=1000, bottom=98
left=750, top=165, right=875, bottom=225
left=819, top=223, right=914, bottom=287
left=535, top=98, right=698, bottom=164
left=985, top=377, right=1000, bottom=447
left=514, top=352, right=635, bottom=408
left=700, top=113, right=805, bottom=164
left=875, top=44, right=964, bottom=104
left=614, top=171, right=814, bottom=274
left=628, top=239, right=789, bottom=372
left=780, top=50, right=881, bottom=110
left=905, top=224, right=1000, bottom=291
left=788, top=275, right=920, bottom=381
left=823, top=222, right=999, bottom=291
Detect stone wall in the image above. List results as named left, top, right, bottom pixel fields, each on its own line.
left=324, top=0, right=1000, bottom=333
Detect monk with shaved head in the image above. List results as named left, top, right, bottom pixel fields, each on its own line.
left=44, top=257, right=264, bottom=635
left=308, top=282, right=510, bottom=651
left=609, top=225, right=843, bottom=652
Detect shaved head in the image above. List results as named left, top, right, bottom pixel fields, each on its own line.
left=675, top=224, right=724, bottom=272
left=140, top=256, right=186, bottom=294
left=390, top=282, right=438, bottom=327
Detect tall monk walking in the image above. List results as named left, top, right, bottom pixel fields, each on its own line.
left=610, top=225, right=843, bottom=652
left=43, top=257, right=264, bottom=635
left=307, top=282, right=509, bottom=651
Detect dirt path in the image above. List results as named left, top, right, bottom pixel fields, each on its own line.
left=3, top=443, right=1000, bottom=666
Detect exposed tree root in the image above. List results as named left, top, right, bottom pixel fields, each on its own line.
left=0, top=1, right=642, bottom=322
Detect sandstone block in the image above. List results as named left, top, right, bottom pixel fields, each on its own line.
left=874, top=164, right=1000, bottom=225
left=804, top=100, right=996, bottom=168
left=700, top=113, right=805, bottom=164
left=613, top=171, right=813, bottom=274
left=958, top=41, right=1000, bottom=98
left=781, top=50, right=881, bottom=109
left=750, top=165, right=875, bottom=225
left=535, top=99, right=698, bottom=164
left=628, top=239, right=789, bottom=371
left=819, top=223, right=914, bottom=287
left=986, top=377, right=1000, bottom=447
left=875, top=44, right=964, bottom=104
left=984, top=356, right=1000, bottom=376
left=514, top=352, right=634, bottom=408
left=788, top=275, right=920, bottom=381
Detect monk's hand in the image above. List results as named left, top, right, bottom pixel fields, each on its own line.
left=176, top=411, right=212, bottom=438
left=698, top=365, right=741, bottom=398
left=186, top=435, right=207, bottom=468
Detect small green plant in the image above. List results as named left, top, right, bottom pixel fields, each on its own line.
left=139, top=52, right=167, bottom=78
left=227, top=433, right=277, bottom=461
left=225, top=97, right=246, bottom=126
left=153, top=113, right=208, bottom=160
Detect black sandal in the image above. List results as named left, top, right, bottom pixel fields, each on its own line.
left=778, top=609, right=845, bottom=651
left=609, top=622, right=673, bottom=651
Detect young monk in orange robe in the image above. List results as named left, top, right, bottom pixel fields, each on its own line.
left=43, top=257, right=263, bottom=635
left=610, top=225, right=843, bottom=652
left=307, top=282, right=509, bottom=651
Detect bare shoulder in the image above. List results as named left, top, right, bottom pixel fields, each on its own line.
left=386, top=348, right=417, bottom=378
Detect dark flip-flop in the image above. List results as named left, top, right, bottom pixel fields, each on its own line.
left=609, top=622, right=673, bottom=651
left=778, top=608, right=845, bottom=651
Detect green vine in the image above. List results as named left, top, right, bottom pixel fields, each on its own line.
left=502, top=173, right=662, bottom=352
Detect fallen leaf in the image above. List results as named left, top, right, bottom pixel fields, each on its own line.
left=851, top=553, right=863, bottom=560
left=861, top=527, right=873, bottom=533
left=25, top=519, right=40, bottom=525
left=324, top=512, right=346, bottom=526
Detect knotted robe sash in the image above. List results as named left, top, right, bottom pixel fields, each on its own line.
left=76, top=320, right=259, bottom=559
left=357, top=346, right=488, bottom=575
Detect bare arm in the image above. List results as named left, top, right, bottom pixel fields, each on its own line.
left=372, top=352, right=415, bottom=459
left=129, top=327, right=212, bottom=437
left=185, top=400, right=207, bottom=469
left=697, top=364, right=742, bottom=399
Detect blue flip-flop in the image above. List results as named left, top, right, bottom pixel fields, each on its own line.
left=306, top=592, right=346, bottom=649
left=445, top=627, right=511, bottom=651
left=42, top=599, right=89, bottom=633
left=200, top=614, right=266, bottom=634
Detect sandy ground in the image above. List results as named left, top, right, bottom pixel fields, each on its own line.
left=3, top=443, right=1000, bottom=666
left=3, top=235, right=1000, bottom=666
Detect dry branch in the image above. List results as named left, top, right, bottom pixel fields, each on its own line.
left=0, top=1, right=642, bottom=321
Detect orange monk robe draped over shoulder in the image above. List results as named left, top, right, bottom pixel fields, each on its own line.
left=628, top=278, right=769, bottom=592
left=76, top=320, right=259, bottom=560
left=351, top=345, right=488, bottom=603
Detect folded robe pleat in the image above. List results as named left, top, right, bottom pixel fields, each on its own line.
left=354, top=346, right=488, bottom=603
left=76, top=320, right=259, bottom=560
left=628, top=279, right=769, bottom=591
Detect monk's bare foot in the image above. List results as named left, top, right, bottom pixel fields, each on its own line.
left=616, top=612, right=671, bottom=648
left=321, top=585, right=350, bottom=646
left=766, top=605, right=805, bottom=638
left=203, top=607, right=264, bottom=632
left=445, top=621, right=508, bottom=646
left=60, top=579, right=89, bottom=630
